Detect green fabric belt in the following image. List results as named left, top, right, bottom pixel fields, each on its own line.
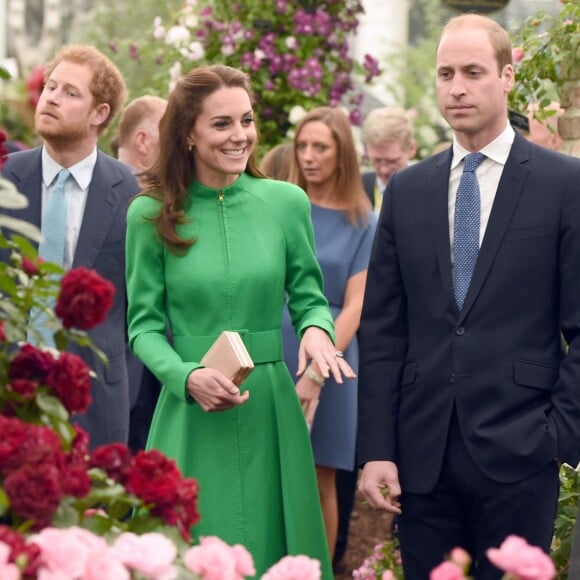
left=173, top=329, right=283, bottom=364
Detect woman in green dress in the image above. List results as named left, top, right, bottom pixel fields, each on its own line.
left=125, top=65, right=353, bottom=579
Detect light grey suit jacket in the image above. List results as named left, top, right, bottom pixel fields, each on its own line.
left=2, top=147, right=140, bottom=447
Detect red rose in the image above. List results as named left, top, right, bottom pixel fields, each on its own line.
left=158, top=478, right=200, bottom=541
left=9, top=344, right=55, bottom=382
left=21, top=256, right=40, bottom=276
left=25, top=65, right=45, bottom=108
left=0, top=321, right=5, bottom=342
left=1, top=422, right=66, bottom=477
left=61, top=464, right=91, bottom=498
left=0, top=130, right=8, bottom=168
left=126, top=450, right=182, bottom=506
left=7, top=378, right=38, bottom=399
left=68, top=424, right=90, bottom=466
left=45, top=352, right=92, bottom=414
left=55, top=267, right=115, bottom=330
left=4, top=463, right=62, bottom=528
left=90, top=443, right=133, bottom=484
left=0, top=525, right=41, bottom=577
left=0, top=416, right=27, bottom=474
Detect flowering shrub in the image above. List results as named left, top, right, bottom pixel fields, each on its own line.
left=508, top=1, right=580, bottom=124
left=98, top=0, right=381, bottom=150
left=355, top=535, right=558, bottom=580
left=0, top=67, right=42, bottom=150
left=352, top=536, right=403, bottom=579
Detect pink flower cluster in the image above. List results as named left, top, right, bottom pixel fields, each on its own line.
left=261, top=555, right=321, bottom=580
left=13, top=528, right=178, bottom=579
left=486, top=536, right=556, bottom=580
left=184, top=535, right=256, bottom=580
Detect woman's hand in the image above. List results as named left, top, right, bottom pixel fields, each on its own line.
left=186, top=368, right=250, bottom=412
left=297, top=326, right=356, bottom=383
left=296, top=374, right=322, bottom=427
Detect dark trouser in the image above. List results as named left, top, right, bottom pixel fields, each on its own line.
left=334, top=467, right=359, bottom=564
left=128, top=367, right=161, bottom=452
left=398, top=411, right=559, bottom=580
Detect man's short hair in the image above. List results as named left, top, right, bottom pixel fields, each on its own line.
left=44, top=44, right=127, bottom=132
left=363, top=107, right=415, bottom=150
left=118, top=96, right=168, bottom=148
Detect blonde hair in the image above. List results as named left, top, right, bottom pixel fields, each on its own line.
left=363, top=106, right=415, bottom=150
left=259, top=143, right=294, bottom=181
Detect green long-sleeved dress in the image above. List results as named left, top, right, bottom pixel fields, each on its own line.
left=126, top=172, right=334, bottom=578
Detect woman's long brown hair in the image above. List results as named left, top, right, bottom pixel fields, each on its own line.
left=140, top=65, right=263, bottom=252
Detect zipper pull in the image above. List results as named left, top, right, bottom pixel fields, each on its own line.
left=218, top=190, right=224, bottom=201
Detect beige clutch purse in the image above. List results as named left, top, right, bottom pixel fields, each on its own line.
left=200, top=331, right=254, bottom=386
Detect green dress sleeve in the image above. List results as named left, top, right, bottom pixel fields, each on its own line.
left=126, top=195, right=199, bottom=401
left=280, top=184, right=335, bottom=342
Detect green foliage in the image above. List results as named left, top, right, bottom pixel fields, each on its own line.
left=509, top=1, right=580, bottom=124
left=379, top=0, right=453, bottom=159
left=89, top=0, right=381, bottom=152
left=553, top=464, right=580, bottom=579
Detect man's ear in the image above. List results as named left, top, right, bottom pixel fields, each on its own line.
left=91, top=103, right=111, bottom=129
left=134, top=129, right=149, bottom=154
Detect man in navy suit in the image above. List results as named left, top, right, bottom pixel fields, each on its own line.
left=2, top=45, right=140, bottom=448
left=358, top=13, right=580, bottom=579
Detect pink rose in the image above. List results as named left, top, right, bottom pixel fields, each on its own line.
left=382, top=571, right=396, bottom=580
left=430, top=560, right=466, bottom=580
left=113, top=532, right=177, bottom=579
left=31, top=527, right=103, bottom=577
left=449, top=547, right=471, bottom=573
left=512, top=47, right=524, bottom=64
left=84, top=550, right=130, bottom=580
left=184, top=536, right=243, bottom=580
left=0, top=542, right=20, bottom=580
left=486, top=535, right=556, bottom=580
left=231, top=544, right=256, bottom=577
left=261, top=554, right=321, bottom=580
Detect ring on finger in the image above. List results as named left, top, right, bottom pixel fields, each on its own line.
left=335, top=350, right=344, bottom=358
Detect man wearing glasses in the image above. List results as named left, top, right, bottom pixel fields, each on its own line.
left=361, top=107, right=417, bottom=213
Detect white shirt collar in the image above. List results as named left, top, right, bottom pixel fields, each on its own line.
left=41, top=147, right=98, bottom=190
left=451, top=122, right=515, bottom=170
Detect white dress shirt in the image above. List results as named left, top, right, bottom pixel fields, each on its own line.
left=41, top=148, right=96, bottom=269
left=448, top=123, right=515, bottom=259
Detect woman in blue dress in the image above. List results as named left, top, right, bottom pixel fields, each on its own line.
left=282, top=107, right=377, bottom=560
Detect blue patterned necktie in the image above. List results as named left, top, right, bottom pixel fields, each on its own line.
left=28, top=168, right=70, bottom=346
left=453, top=152, right=486, bottom=310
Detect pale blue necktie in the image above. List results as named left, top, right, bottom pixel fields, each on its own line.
left=28, top=168, right=70, bottom=345
left=453, top=153, right=486, bottom=310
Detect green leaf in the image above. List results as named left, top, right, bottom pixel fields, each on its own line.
left=36, top=392, right=69, bottom=421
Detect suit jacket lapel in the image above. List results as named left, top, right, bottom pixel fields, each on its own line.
left=73, top=153, right=121, bottom=269
left=428, top=149, right=457, bottom=312
left=458, top=134, right=530, bottom=322
left=5, top=149, right=43, bottom=233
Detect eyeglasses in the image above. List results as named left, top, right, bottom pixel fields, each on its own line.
left=368, top=157, right=406, bottom=169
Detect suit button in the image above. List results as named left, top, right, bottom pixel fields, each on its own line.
left=456, top=326, right=466, bottom=336
left=450, top=373, right=456, bottom=384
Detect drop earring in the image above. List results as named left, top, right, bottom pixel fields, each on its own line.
left=188, top=143, right=194, bottom=151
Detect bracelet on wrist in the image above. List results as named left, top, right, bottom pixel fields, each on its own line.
left=305, top=366, right=325, bottom=387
